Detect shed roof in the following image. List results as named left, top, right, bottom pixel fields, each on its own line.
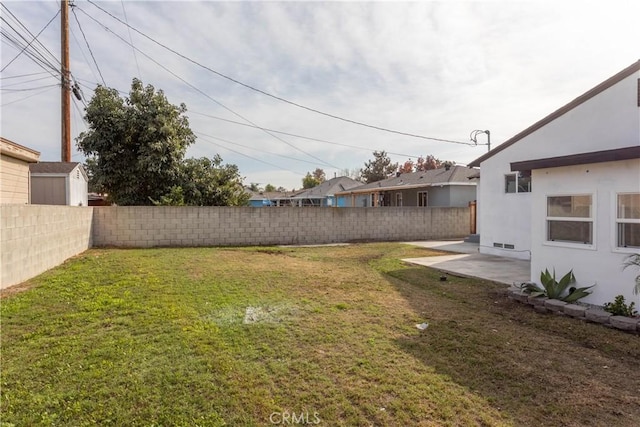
left=30, top=162, right=82, bottom=174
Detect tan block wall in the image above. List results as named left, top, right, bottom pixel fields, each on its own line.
left=92, top=206, right=470, bottom=247
left=1, top=205, right=469, bottom=289
left=1, top=205, right=93, bottom=288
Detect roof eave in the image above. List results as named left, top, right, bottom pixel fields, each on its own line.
left=511, top=146, right=640, bottom=171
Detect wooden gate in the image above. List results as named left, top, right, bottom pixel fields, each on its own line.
left=469, top=201, right=477, bottom=234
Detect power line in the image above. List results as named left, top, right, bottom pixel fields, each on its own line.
left=85, top=0, right=473, bottom=146
left=0, top=71, right=51, bottom=79
left=190, top=110, right=425, bottom=158
left=195, top=131, right=329, bottom=167
left=1, top=84, right=59, bottom=92
left=1, top=4, right=61, bottom=73
left=0, top=8, right=59, bottom=73
left=119, top=0, right=141, bottom=80
left=71, top=6, right=106, bottom=86
left=196, top=133, right=306, bottom=177
left=76, top=5, right=342, bottom=170
left=1, top=85, right=58, bottom=107
left=1, top=75, right=54, bottom=88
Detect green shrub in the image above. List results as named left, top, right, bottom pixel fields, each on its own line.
left=603, top=295, right=637, bottom=317
left=520, top=269, right=594, bottom=302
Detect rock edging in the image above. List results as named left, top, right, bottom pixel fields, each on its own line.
left=507, top=289, right=639, bottom=334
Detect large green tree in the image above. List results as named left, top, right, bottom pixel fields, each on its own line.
left=78, top=79, right=246, bottom=206
left=78, top=79, right=195, bottom=205
left=179, top=156, right=249, bottom=206
left=360, top=151, right=398, bottom=183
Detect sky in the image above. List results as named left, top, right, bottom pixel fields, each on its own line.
left=1, top=0, right=639, bottom=190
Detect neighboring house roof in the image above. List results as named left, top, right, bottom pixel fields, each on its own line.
left=468, top=59, right=640, bottom=168
left=335, top=165, right=478, bottom=195
left=292, top=176, right=362, bottom=199
left=248, top=189, right=305, bottom=202
left=30, top=162, right=88, bottom=181
left=0, top=137, right=40, bottom=162
left=511, top=146, right=640, bottom=171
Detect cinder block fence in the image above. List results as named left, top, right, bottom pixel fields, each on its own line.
left=1, top=205, right=469, bottom=288
left=1, top=205, right=93, bottom=288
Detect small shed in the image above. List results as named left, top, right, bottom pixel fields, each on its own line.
left=0, top=137, right=40, bottom=204
left=29, top=162, right=88, bottom=206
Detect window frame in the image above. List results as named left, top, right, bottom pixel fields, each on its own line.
left=417, top=191, right=428, bottom=207
left=505, top=172, right=532, bottom=194
left=615, top=192, right=640, bottom=252
left=544, top=193, right=595, bottom=250
left=395, top=192, right=403, bottom=207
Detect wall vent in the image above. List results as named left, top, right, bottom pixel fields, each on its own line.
left=504, top=244, right=515, bottom=249
left=493, top=243, right=504, bottom=248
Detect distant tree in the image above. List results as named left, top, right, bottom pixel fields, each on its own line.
left=78, top=78, right=195, bottom=205
left=302, top=172, right=321, bottom=189
left=398, top=159, right=414, bottom=174
left=338, top=167, right=361, bottom=181
left=178, top=156, right=249, bottom=206
left=442, top=160, right=456, bottom=169
left=312, top=168, right=326, bottom=183
left=360, top=151, right=398, bottom=183
left=276, top=186, right=287, bottom=192
left=264, top=183, right=276, bottom=192
left=416, top=155, right=445, bottom=171
left=248, top=182, right=261, bottom=192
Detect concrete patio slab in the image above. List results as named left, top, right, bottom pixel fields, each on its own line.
left=402, top=240, right=531, bottom=286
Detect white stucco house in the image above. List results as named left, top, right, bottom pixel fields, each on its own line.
left=468, top=60, right=640, bottom=306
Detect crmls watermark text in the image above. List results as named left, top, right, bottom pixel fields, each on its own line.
left=269, top=411, right=321, bottom=425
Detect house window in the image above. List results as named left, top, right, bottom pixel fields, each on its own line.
left=617, top=193, right=640, bottom=249
left=505, top=172, right=532, bottom=193
left=395, top=193, right=403, bottom=207
left=546, top=195, right=593, bottom=244
left=418, top=191, right=428, bottom=207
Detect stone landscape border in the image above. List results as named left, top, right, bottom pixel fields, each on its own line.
left=508, top=289, right=640, bottom=334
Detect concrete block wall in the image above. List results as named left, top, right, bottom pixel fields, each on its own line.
left=92, top=206, right=470, bottom=247
left=1, top=205, right=93, bottom=289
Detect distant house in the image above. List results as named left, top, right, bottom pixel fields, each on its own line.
left=291, top=176, right=362, bottom=207
left=335, top=165, right=478, bottom=208
left=248, top=189, right=305, bottom=207
left=29, top=162, right=88, bottom=206
left=468, top=60, right=640, bottom=306
left=0, top=137, right=40, bottom=204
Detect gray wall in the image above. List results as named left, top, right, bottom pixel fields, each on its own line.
left=449, top=186, right=477, bottom=208
left=1, top=205, right=470, bottom=288
left=93, top=206, right=470, bottom=247
left=1, top=205, right=93, bottom=288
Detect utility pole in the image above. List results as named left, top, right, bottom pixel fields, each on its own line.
left=61, top=0, right=71, bottom=162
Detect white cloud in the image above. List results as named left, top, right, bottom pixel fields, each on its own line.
left=2, top=1, right=639, bottom=190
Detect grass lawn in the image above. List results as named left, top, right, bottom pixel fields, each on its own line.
left=1, top=243, right=639, bottom=426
